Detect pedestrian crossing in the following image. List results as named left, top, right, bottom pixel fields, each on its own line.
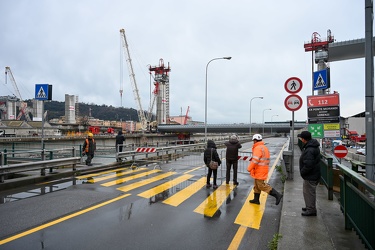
left=75, top=166, right=271, bottom=229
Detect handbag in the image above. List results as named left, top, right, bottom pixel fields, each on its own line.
left=209, top=148, right=219, bottom=170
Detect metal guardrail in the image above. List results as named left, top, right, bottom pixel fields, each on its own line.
left=339, top=164, right=375, bottom=250
left=0, top=157, right=81, bottom=183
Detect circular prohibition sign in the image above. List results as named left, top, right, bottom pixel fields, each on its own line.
left=284, top=94, right=303, bottom=111
left=284, top=77, right=303, bottom=94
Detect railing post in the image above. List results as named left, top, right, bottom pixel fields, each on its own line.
left=4, top=149, right=7, bottom=165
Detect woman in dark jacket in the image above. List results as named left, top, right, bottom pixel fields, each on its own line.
left=203, top=140, right=222, bottom=189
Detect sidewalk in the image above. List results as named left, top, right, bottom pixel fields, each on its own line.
left=278, top=147, right=366, bottom=250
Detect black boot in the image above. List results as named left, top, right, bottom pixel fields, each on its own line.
left=249, top=193, right=260, bottom=205
left=269, top=189, right=283, bottom=205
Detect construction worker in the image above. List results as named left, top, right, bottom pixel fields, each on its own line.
left=82, top=132, right=96, bottom=166
left=247, top=134, right=283, bottom=205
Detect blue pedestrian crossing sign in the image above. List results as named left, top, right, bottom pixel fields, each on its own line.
left=313, top=68, right=330, bottom=91
left=35, top=84, right=52, bottom=100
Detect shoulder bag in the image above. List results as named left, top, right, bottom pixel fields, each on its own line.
left=209, top=148, right=219, bottom=170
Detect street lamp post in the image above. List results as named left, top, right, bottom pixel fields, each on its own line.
left=249, top=96, right=263, bottom=135
left=205, top=56, right=232, bottom=143
left=262, top=108, right=271, bottom=135
left=271, top=114, right=278, bottom=135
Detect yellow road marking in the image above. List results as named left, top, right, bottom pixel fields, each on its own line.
left=101, top=169, right=161, bottom=187
left=194, top=184, right=235, bottom=217
left=0, top=194, right=130, bottom=246
left=117, top=172, right=176, bottom=193
left=184, top=165, right=204, bottom=174
left=138, top=174, right=193, bottom=198
left=163, top=177, right=207, bottom=207
left=80, top=168, right=145, bottom=183
left=228, top=226, right=248, bottom=250
left=76, top=167, right=128, bottom=179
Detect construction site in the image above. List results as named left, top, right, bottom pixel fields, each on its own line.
left=0, top=29, right=192, bottom=137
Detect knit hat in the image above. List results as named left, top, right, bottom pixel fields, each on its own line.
left=297, top=131, right=312, bottom=140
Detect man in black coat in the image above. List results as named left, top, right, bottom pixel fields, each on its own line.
left=224, top=134, right=242, bottom=185
left=298, top=131, right=321, bottom=216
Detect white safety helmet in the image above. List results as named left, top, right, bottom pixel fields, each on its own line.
left=252, top=134, right=262, bottom=141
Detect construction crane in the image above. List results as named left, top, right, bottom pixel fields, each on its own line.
left=120, top=29, right=147, bottom=130
left=5, top=67, right=31, bottom=121
left=183, top=106, right=190, bottom=125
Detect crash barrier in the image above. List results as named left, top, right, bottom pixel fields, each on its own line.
left=116, top=143, right=207, bottom=170
left=0, top=156, right=81, bottom=183
left=338, top=163, right=375, bottom=250
left=1, top=147, right=77, bottom=166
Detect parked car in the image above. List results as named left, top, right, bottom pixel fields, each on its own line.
left=356, top=147, right=366, bottom=155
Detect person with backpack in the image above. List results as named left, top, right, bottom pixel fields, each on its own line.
left=203, top=140, right=221, bottom=189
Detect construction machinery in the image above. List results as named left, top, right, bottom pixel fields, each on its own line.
left=120, top=29, right=147, bottom=131
left=4, top=67, right=31, bottom=121
left=148, top=59, right=171, bottom=126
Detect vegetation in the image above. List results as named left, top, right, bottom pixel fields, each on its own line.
left=268, top=233, right=282, bottom=250
left=276, top=165, right=286, bottom=183
left=26, top=100, right=143, bottom=122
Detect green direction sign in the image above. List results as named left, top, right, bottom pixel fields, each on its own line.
left=308, top=124, right=324, bottom=138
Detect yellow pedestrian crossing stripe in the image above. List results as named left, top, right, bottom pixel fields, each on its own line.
left=194, top=184, right=235, bottom=217
left=138, top=174, right=194, bottom=198
left=101, top=169, right=161, bottom=187
left=163, top=177, right=206, bottom=207
left=77, top=168, right=145, bottom=183
left=117, top=172, right=176, bottom=193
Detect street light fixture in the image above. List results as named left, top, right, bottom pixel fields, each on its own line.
left=271, top=114, right=278, bottom=135
left=205, top=57, right=232, bottom=143
left=262, top=108, right=272, bottom=135
left=249, top=96, right=263, bottom=135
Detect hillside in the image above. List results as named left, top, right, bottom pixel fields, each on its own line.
left=29, top=100, right=143, bottom=122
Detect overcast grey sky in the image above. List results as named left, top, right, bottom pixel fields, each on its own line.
left=0, top=0, right=368, bottom=124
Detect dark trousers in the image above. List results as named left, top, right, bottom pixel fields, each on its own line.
left=226, top=159, right=238, bottom=183
left=206, top=166, right=218, bottom=185
left=86, top=154, right=94, bottom=165
left=303, top=179, right=319, bottom=213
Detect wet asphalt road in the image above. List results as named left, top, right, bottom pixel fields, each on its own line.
left=0, top=138, right=287, bottom=250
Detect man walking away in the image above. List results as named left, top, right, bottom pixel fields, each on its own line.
left=82, top=133, right=96, bottom=166
left=224, top=134, right=242, bottom=185
left=298, top=131, right=321, bottom=216
left=247, top=134, right=283, bottom=205
left=115, top=130, right=125, bottom=162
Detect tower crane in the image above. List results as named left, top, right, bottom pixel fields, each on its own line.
left=120, top=29, right=147, bottom=130
left=5, top=67, right=31, bottom=121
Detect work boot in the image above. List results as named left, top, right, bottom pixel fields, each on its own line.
left=269, top=188, right=283, bottom=205
left=249, top=193, right=260, bottom=205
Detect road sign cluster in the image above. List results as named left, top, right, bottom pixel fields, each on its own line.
left=284, top=77, right=303, bottom=111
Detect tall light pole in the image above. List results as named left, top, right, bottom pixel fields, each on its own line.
left=271, top=114, right=278, bottom=135
left=262, top=108, right=271, bottom=135
left=249, top=96, right=263, bottom=135
left=205, top=57, right=232, bottom=143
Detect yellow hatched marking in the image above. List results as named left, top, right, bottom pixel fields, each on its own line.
left=117, top=172, right=176, bottom=193
left=82, top=168, right=145, bottom=183
left=234, top=143, right=286, bottom=229
left=76, top=167, right=128, bottom=180
left=138, top=174, right=193, bottom=198
left=194, top=184, right=235, bottom=217
left=163, top=177, right=206, bottom=207
left=101, top=169, right=161, bottom=187
left=0, top=194, right=130, bottom=246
